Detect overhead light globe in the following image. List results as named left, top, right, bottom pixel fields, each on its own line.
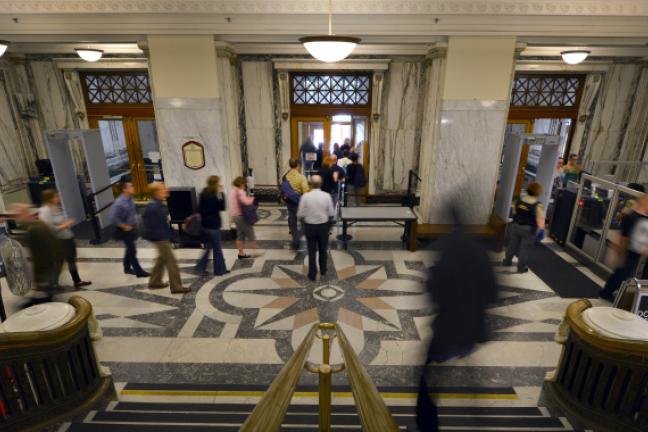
left=561, top=50, right=590, bottom=65
left=75, top=48, right=103, bottom=62
left=0, top=41, right=9, bottom=57
left=300, top=36, right=361, bottom=63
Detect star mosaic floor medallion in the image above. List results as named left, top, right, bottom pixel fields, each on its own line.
left=200, top=250, right=430, bottom=362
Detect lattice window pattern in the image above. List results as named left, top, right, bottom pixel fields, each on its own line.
left=511, top=76, right=581, bottom=107
left=292, top=74, right=370, bottom=105
left=84, top=73, right=152, bottom=104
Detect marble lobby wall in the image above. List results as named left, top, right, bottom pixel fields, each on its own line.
left=373, top=61, right=425, bottom=192
left=241, top=61, right=278, bottom=186
left=216, top=49, right=244, bottom=180
left=580, top=63, right=643, bottom=174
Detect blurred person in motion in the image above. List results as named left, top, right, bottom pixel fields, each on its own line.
left=319, top=156, right=340, bottom=208
left=345, top=153, right=366, bottom=206
left=600, top=189, right=648, bottom=302
left=39, top=189, right=91, bottom=287
left=11, top=203, right=63, bottom=303
left=112, top=181, right=149, bottom=277
left=299, top=136, right=317, bottom=174
left=229, top=176, right=261, bottom=258
left=415, top=205, right=498, bottom=432
left=314, top=142, right=324, bottom=170
left=284, top=159, right=309, bottom=250
left=297, top=175, right=335, bottom=281
left=143, top=182, right=190, bottom=294
left=502, top=182, right=545, bottom=273
left=195, top=175, right=229, bottom=276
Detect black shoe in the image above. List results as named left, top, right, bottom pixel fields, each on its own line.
left=125, top=268, right=136, bottom=275
left=599, top=291, right=615, bottom=302
left=238, top=254, right=251, bottom=259
left=194, top=268, right=209, bottom=277
left=74, top=281, right=92, bottom=287
left=215, top=270, right=231, bottom=276
left=308, top=274, right=317, bottom=282
left=517, top=268, right=529, bottom=274
left=135, top=271, right=150, bottom=278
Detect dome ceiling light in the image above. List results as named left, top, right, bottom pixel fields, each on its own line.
left=75, top=47, right=104, bottom=62
left=299, top=0, right=360, bottom=63
left=0, top=41, right=9, bottom=57
left=561, top=50, right=590, bottom=65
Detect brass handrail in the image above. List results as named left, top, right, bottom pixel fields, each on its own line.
left=239, top=323, right=320, bottom=432
left=241, top=322, right=399, bottom=432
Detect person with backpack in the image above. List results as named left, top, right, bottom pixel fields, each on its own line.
left=502, top=182, right=545, bottom=273
left=229, top=176, right=260, bottom=259
left=284, top=159, right=309, bottom=250
left=345, top=153, right=366, bottom=206
left=195, top=175, right=229, bottom=276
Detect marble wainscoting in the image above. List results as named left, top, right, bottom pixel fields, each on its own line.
left=241, top=61, right=278, bottom=186
left=424, top=100, right=508, bottom=224
left=154, top=97, right=233, bottom=225
left=374, top=61, right=425, bottom=192
left=581, top=63, right=642, bottom=172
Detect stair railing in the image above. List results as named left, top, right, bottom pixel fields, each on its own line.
left=240, top=322, right=399, bottom=432
left=0, top=296, right=115, bottom=432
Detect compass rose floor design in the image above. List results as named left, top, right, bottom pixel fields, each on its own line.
left=0, top=205, right=609, bottom=402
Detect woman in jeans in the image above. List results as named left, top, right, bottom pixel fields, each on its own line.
left=195, top=176, right=229, bottom=276
left=229, top=176, right=259, bottom=259
left=38, top=189, right=91, bottom=288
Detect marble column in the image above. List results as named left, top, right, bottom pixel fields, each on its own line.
left=580, top=63, right=643, bottom=175
left=420, top=37, right=516, bottom=225
left=373, top=61, right=425, bottom=192
left=0, top=68, right=31, bottom=192
left=241, top=61, right=278, bottom=186
left=623, top=64, right=648, bottom=182
left=216, top=46, right=243, bottom=180
left=277, top=71, right=292, bottom=176
left=368, top=72, right=385, bottom=195
left=147, top=35, right=233, bottom=226
left=570, top=73, right=602, bottom=158
left=417, top=47, right=446, bottom=223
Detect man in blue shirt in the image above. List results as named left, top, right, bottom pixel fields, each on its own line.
left=112, top=181, right=149, bottom=277
left=142, top=182, right=189, bottom=294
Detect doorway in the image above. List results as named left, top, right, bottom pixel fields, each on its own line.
left=80, top=71, right=161, bottom=196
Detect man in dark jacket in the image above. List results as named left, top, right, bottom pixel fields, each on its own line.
left=142, top=182, right=189, bottom=294
left=415, top=205, right=498, bottom=431
left=112, top=181, right=149, bottom=277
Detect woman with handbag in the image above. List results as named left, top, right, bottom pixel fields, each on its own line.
left=195, top=176, right=229, bottom=276
left=229, top=176, right=261, bottom=259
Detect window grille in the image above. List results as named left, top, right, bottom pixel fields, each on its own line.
left=83, top=72, right=152, bottom=105
left=292, top=74, right=370, bottom=106
left=511, top=75, right=581, bottom=107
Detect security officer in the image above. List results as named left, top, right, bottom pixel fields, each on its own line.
left=503, top=182, right=545, bottom=273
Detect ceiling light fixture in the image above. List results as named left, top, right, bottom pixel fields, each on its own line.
left=0, top=41, right=9, bottom=57
left=299, top=0, right=360, bottom=63
left=561, top=50, right=590, bottom=65
left=75, top=47, right=103, bottom=62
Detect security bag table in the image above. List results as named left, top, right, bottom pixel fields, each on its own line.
left=339, top=206, right=417, bottom=249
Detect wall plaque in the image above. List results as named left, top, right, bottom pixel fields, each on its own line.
left=182, top=141, right=205, bottom=170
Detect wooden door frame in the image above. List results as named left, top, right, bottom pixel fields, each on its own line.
left=290, top=116, right=331, bottom=160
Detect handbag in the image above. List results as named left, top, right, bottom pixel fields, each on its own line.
left=183, top=213, right=202, bottom=237
left=238, top=190, right=259, bottom=225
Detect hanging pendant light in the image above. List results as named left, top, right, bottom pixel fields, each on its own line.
left=0, top=41, right=9, bottom=57
left=299, top=0, right=360, bottom=63
left=75, top=46, right=103, bottom=62
left=560, top=50, right=590, bottom=65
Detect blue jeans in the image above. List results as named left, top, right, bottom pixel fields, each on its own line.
left=196, top=228, right=227, bottom=275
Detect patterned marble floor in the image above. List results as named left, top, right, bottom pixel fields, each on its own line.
left=1, top=205, right=608, bottom=406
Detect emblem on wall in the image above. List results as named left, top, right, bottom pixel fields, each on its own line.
left=182, top=140, right=205, bottom=170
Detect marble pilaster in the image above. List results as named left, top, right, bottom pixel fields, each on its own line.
left=427, top=100, right=509, bottom=224
left=277, top=71, right=291, bottom=176
left=216, top=47, right=244, bottom=180
left=417, top=49, right=446, bottom=223
left=373, top=61, right=425, bottom=192
left=0, top=69, right=31, bottom=191
left=569, top=73, right=602, bottom=158
left=241, top=61, right=277, bottom=186
left=580, top=63, right=642, bottom=174
left=368, top=72, right=385, bottom=195
left=154, top=97, right=232, bottom=226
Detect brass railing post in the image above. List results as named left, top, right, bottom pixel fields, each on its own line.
left=319, top=335, right=332, bottom=432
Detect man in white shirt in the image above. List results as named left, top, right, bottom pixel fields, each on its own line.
left=297, top=175, right=335, bottom=281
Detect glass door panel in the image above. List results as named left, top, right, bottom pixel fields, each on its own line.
left=97, top=119, right=131, bottom=183
left=136, top=119, right=163, bottom=183
left=292, top=117, right=330, bottom=176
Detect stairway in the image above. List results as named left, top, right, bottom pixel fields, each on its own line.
left=58, top=384, right=585, bottom=431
